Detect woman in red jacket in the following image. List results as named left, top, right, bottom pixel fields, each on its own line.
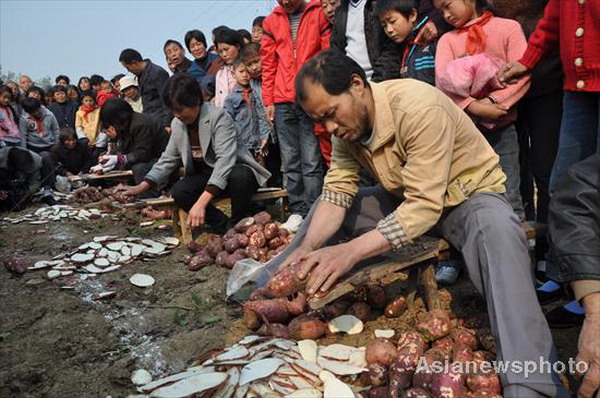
left=499, top=0, right=600, bottom=191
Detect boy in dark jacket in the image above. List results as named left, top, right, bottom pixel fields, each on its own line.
left=376, top=0, right=437, bottom=86
left=53, top=128, right=93, bottom=176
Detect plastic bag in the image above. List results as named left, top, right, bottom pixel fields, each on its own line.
left=226, top=258, right=267, bottom=298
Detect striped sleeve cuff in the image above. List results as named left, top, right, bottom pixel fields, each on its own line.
left=321, top=190, right=354, bottom=209
left=377, top=213, right=410, bottom=251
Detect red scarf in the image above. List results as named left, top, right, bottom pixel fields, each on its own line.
left=457, top=11, right=494, bottom=56
left=79, top=104, right=97, bottom=122
left=242, top=87, right=253, bottom=109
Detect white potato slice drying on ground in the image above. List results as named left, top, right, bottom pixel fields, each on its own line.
left=213, top=367, right=239, bottom=398
left=215, top=346, right=250, bottom=362
left=131, top=369, right=153, bottom=386
left=140, top=369, right=219, bottom=392
left=298, top=340, right=318, bottom=363
left=319, top=370, right=356, bottom=398
left=71, top=253, right=94, bottom=263
left=374, top=329, right=395, bottom=339
left=328, top=315, right=364, bottom=335
left=129, top=274, right=155, bottom=288
left=149, top=372, right=227, bottom=398
left=239, top=358, right=284, bottom=385
left=317, top=357, right=367, bottom=376
left=318, top=344, right=355, bottom=361
left=286, top=388, right=323, bottom=398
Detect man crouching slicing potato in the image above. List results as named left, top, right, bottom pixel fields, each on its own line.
left=269, top=50, right=569, bottom=397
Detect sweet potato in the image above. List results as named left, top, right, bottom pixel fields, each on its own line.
left=205, top=237, right=224, bottom=257
left=266, top=250, right=278, bottom=261
left=368, top=363, right=389, bottom=387
left=248, top=230, right=266, bottom=248
left=350, top=285, right=368, bottom=302
left=452, top=343, right=474, bottom=363
left=322, top=300, right=351, bottom=320
left=397, top=331, right=427, bottom=352
left=424, top=347, right=451, bottom=363
left=253, top=211, right=272, bottom=225
left=223, top=228, right=237, bottom=240
left=472, top=350, right=495, bottom=366
left=451, top=327, right=478, bottom=350
left=223, top=237, right=241, bottom=253
left=433, top=336, right=454, bottom=354
left=244, top=299, right=290, bottom=323
left=431, top=368, right=465, bottom=398
left=401, top=387, right=433, bottom=398
left=466, top=372, right=501, bottom=394
left=245, top=246, right=261, bottom=261
left=249, top=286, right=271, bottom=300
left=265, top=262, right=306, bottom=298
left=385, top=296, right=407, bottom=318
left=263, top=222, right=279, bottom=240
left=278, top=228, right=290, bottom=238
left=257, top=323, right=290, bottom=338
left=267, top=237, right=282, bottom=250
left=234, top=233, right=249, bottom=247
left=471, top=391, right=502, bottom=398
left=388, top=342, right=425, bottom=397
left=234, top=217, right=255, bottom=233
left=187, top=253, right=213, bottom=271
left=416, top=309, right=452, bottom=341
left=243, top=308, right=262, bottom=330
left=215, top=251, right=229, bottom=266
left=187, top=241, right=205, bottom=254
left=3, top=256, right=29, bottom=274
left=366, top=338, right=397, bottom=367
left=288, top=315, right=327, bottom=340
left=244, top=224, right=261, bottom=237
left=370, top=386, right=389, bottom=398
left=477, top=328, right=496, bottom=354
left=285, top=292, right=307, bottom=316
left=347, top=302, right=372, bottom=323
left=367, top=285, right=387, bottom=309
left=223, top=252, right=246, bottom=269
left=464, top=313, right=490, bottom=329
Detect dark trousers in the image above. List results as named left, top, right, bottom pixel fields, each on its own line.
left=517, top=90, right=563, bottom=224
left=28, top=147, right=55, bottom=190
left=264, top=141, right=283, bottom=188
left=131, top=160, right=160, bottom=199
left=170, top=164, right=259, bottom=233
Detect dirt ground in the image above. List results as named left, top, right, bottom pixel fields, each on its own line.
left=0, top=206, right=581, bottom=398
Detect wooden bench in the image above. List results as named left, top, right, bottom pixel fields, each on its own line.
left=308, top=222, right=546, bottom=311
left=67, top=170, right=134, bottom=183
left=124, top=187, right=289, bottom=244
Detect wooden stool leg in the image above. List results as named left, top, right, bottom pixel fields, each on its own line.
left=406, top=266, right=419, bottom=309
left=421, top=262, right=441, bottom=311
left=172, top=207, right=182, bottom=241
left=178, top=209, right=193, bottom=245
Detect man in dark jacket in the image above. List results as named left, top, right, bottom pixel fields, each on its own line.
left=548, top=154, right=600, bottom=398
left=48, top=85, right=77, bottom=129
left=119, top=48, right=172, bottom=128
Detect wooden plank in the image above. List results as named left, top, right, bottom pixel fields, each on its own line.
left=308, top=249, right=439, bottom=310
left=178, top=209, right=193, bottom=245
left=421, top=262, right=441, bottom=311
left=68, top=170, right=133, bottom=183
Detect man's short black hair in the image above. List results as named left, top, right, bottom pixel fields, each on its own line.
left=90, top=74, right=105, bottom=87
left=111, top=74, right=125, bottom=85
left=59, top=128, right=77, bottom=144
left=163, top=39, right=184, bottom=53
left=119, top=48, right=143, bottom=64
left=374, top=0, right=417, bottom=18
left=214, top=28, right=243, bottom=48
left=99, top=98, right=134, bottom=132
left=52, top=85, right=68, bottom=94
left=240, top=42, right=261, bottom=62
left=26, top=86, right=45, bottom=103
left=55, top=74, right=70, bottom=85
left=295, top=50, right=369, bottom=104
left=22, top=97, right=42, bottom=114
left=252, top=16, right=265, bottom=28
left=162, top=73, right=203, bottom=110
left=184, top=30, right=207, bottom=52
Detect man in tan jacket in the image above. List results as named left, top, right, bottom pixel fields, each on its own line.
left=267, top=51, right=568, bottom=397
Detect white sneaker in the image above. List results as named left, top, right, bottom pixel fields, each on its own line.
left=281, top=214, right=303, bottom=233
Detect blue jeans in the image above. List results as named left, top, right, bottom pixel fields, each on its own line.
left=275, top=103, right=324, bottom=216
left=550, top=91, right=600, bottom=191
left=484, top=123, right=524, bottom=220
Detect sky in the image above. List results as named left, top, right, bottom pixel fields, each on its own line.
left=0, top=0, right=277, bottom=83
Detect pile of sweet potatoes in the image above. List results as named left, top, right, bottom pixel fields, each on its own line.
left=69, top=185, right=136, bottom=205
left=183, top=211, right=295, bottom=271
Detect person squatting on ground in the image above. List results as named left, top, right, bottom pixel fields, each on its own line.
left=267, top=50, right=568, bottom=398
left=117, top=73, right=271, bottom=234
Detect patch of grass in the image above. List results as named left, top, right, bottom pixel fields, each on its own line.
left=173, top=294, right=218, bottom=327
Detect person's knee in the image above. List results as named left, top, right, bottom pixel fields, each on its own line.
left=170, top=181, right=186, bottom=204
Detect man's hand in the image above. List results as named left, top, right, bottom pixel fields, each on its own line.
left=259, top=139, right=269, bottom=157
left=266, top=105, right=275, bottom=123
left=187, top=200, right=207, bottom=228
left=466, top=99, right=509, bottom=121
left=99, top=155, right=118, bottom=172
left=414, top=21, right=439, bottom=45
left=297, top=243, right=359, bottom=295
left=89, top=164, right=104, bottom=174
left=498, top=61, right=529, bottom=85
left=279, top=243, right=315, bottom=272
left=117, top=181, right=150, bottom=197
left=576, top=292, right=600, bottom=398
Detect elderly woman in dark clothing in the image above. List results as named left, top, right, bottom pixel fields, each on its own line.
left=91, top=98, right=168, bottom=190
left=119, top=73, right=270, bottom=233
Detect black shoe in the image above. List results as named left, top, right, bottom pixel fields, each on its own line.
left=545, top=305, right=585, bottom=329
left=536, top=280, right=565, bottom=305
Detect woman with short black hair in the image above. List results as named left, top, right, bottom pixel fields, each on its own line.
left=91, top=98, right=168, bottom=193
left=184, top=29, right=223, bottom=82
left=119, top=73, right=270, bottom=233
